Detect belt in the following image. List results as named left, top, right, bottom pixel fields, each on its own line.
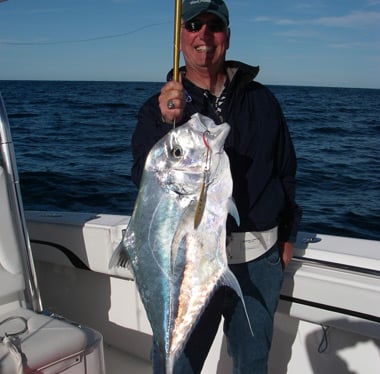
left=226, top=227, right=278, bottom=264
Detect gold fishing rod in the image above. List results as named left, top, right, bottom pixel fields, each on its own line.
left=173, top=0, right=182, bottom=82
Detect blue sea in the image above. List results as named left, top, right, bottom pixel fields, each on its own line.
left=1, top=80, right=379, bottom=241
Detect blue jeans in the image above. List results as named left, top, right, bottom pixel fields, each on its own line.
left=152, top=243, right=284, bottom=374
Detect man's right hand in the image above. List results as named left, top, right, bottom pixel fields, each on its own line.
left=159, top=78, right=186, bottom=125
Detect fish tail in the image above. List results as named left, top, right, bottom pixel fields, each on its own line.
left=221, top=269, right=254, bottom=337
left=109, top=240, right=131, bottom=269
left=165, top=356, right=174, bottom=374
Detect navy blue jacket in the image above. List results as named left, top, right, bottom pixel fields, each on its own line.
left=131, top=61, right=302, bottom=242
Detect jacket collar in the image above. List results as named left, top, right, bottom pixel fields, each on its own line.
left=166, top=60, right=260, bottom=87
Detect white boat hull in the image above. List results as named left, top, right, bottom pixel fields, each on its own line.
left=26, top=211, right=380, bottom=373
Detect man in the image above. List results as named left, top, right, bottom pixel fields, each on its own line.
left=131, top=0, right=302, bottom=372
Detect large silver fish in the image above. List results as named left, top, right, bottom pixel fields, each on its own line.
left=110, top=113, right=252, bottom=373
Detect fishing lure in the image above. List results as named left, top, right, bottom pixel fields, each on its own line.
left=194, top=131, right=211, bottom=229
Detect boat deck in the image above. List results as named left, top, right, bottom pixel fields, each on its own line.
left=104, top=344, right=151, bottom=374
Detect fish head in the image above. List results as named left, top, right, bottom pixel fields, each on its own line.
left=146, top=113, right=230, bottom=196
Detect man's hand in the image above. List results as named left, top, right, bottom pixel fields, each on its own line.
left=278, top=242, right=293, bottom=270
left=159, top=77, right=186, bottom=125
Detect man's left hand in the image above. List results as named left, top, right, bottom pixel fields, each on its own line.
left=279, top=242, right=293, bottom=270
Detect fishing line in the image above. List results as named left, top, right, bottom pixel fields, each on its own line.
left=2, top=21, right=169, bottom=46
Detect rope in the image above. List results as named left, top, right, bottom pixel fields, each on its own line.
left=2, top=335, right=23, bottom=373
left=0, top=316, right=27, bottom=373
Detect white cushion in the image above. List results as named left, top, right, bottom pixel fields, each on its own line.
left=0, top=308, right=90, bottom=373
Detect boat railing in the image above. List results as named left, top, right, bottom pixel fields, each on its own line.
left=0, top=92, right=42, bottom=313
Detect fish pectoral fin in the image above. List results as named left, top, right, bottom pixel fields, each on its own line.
left=221, top=269, right=254, bottom=337
left=228, top=198, right=240, bottom=226
left=170, top=202, right=196, bottom=274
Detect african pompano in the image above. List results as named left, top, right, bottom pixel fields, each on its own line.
left=110, top=113, right=252, bottom=373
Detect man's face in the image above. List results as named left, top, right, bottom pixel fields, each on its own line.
left=181, top=13, right=230, bottom=73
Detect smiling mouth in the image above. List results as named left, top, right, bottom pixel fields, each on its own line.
left=195, top=46, right=215, bottom=53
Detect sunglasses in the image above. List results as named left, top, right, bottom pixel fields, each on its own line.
left=183, top=19, right=226, bottom=33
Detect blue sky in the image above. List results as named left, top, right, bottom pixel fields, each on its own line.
left=1, top=0, right=379, bottom=88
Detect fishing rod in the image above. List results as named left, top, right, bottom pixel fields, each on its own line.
left=171, top=0, right=182, bottom=129
left=173, top=0, right=182, bottom=83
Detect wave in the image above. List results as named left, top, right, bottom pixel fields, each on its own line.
left=2, top=80, right=379, bottom=241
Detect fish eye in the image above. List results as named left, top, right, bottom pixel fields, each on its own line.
left=171, top=145, right=183, bottom=159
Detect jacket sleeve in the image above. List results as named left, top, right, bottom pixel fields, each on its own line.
left=276, top=107, right=302, bottom=243
left=131, top=94, right=170, bottom=187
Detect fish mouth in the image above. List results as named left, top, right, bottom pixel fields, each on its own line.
left=205, top=122, right=230, bottom=151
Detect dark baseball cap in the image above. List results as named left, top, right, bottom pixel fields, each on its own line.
left=181, top=0, right=229, bottom=26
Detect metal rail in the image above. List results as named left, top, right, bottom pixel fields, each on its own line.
left=0, top=93, right=43, bottom=312
left=292, top=256, right=380, bottom=277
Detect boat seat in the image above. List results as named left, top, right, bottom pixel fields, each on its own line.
left=0, top=94, right=105, bottom=373
left=0, top=308, right=95, bottom=373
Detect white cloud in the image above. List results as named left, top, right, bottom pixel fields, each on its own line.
left=253, top=16, right=297, bottom=25
left=313, top=11, right=380, bottom=28
left=329, top=40, right=380, bottom=50
left=254, top=11, right=380, bottom=29
left=295, top=3, right=314, bottom=10
left=368, top=0, right=380, bottom=5
left=274, top=29, right=319, bottom=38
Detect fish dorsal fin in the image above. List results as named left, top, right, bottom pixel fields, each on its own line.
left=109, top=219, right=136, bottom=270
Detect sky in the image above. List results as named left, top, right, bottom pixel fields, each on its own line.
left=0, top=0, right=379, bottom=88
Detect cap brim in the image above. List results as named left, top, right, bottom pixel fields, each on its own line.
left=182, top=10, right=228, bottom=26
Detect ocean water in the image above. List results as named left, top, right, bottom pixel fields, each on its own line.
left=1, top=80, right=379, bottom=241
